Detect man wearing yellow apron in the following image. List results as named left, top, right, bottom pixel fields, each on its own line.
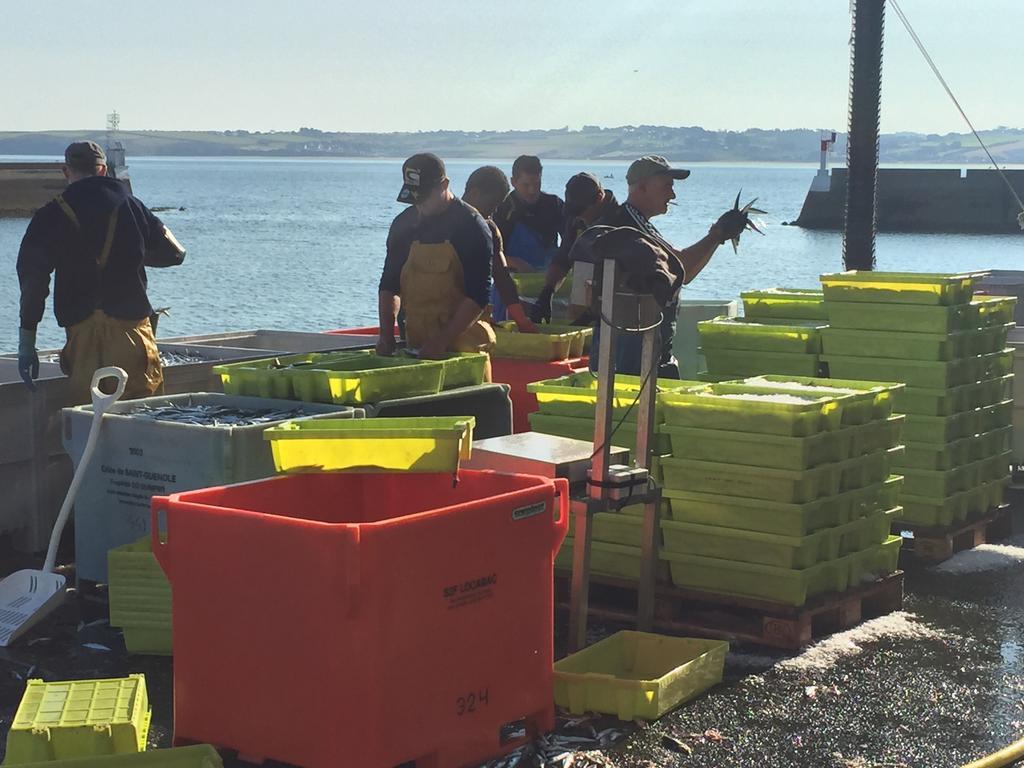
left=17, top=141, right=186, bottom=403
left=377, top=153, right=496, bottom=379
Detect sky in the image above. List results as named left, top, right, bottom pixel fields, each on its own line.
left=1, top=0, right=1020, bottom=135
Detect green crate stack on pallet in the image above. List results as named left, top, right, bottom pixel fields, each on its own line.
left=698, top=317, right=828, bottom=381
left=819, top=272, right=1017, bottom=528
left=526, top=372, right=703, bottom=455
left=699, top=290, right=828, bottom=382
left=652, top=380, right=905, bottom=606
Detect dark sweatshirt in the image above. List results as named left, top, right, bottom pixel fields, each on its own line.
left=17, top=175, right=181, bottom=330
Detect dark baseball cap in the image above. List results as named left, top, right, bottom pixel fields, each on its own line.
left=626, top=155, right=690, bottom=185
left=397, top=153, right=446, bottom=204
left=64, top=141, right=106, bottom=166
left=564, top=172, right=603, bottom=216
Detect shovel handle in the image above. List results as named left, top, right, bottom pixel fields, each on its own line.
left=91, top=367, right=127, bottom=414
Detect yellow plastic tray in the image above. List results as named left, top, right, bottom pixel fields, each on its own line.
left=11, top=746, right=223, bottom=767
left=493, top=323, right=584, bottom=361
left=263, top=416, right=475, bottom=472
left=554, top=631, right=727, bottom=721
left=6, top=675, right=151, bottom=764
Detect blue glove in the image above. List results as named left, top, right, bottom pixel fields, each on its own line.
left=18, top=327, right=39, bottom=391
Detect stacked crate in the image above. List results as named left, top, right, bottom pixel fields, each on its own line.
left=108, top=537, right=172, bottom=655
left=698, top=316, right=827, bottom=380
left=655, top=379, right=904, bottom=606
left=526, top=372, right=699, bottom=454
left=820, top=272, right=1016, bottom=528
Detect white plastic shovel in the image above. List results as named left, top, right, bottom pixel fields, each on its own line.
left=0, top=366, right=127, bottom=647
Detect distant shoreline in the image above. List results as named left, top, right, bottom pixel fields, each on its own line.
left=3, top=125, right=1022, bottom=164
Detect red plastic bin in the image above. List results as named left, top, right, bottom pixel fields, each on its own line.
left=492, top=356, right=589, bottom=433
left=151, top=470, right=568, bottom=768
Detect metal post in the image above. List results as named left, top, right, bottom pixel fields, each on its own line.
left=635, top=319, right=660, bottom=631
left=569, top=256, right=620, bottom=652
left=843, top=0, right=885, bottom=271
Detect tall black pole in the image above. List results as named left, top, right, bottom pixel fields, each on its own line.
left=843, top=0, right=885, bottom=271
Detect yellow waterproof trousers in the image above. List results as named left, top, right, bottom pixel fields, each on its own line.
left=400, top=240, right=495, bottom=380
left=61, top=310, right=163, bottom=404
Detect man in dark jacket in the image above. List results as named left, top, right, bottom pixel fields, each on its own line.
left=17, top=141, right=185, bottom=402
left=492, top=155, right=564, bottom=278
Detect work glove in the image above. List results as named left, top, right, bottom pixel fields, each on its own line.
left=529, top=286, right=554, bottom=324
left=711, top=209, right=749, bottom=244
left=18, top=327, right=39, bottom=391
left=507, top=303, right=538, bottom=333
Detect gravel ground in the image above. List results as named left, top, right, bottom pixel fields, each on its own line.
left=2, top=489, right=1022, bottom=768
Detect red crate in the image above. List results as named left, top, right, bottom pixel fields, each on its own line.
left=152, top=470, right=568, bottom=768
left=491, top=357, right=589, bottom=433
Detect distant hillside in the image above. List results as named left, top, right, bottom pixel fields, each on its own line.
left=2, top=125, right=1023, bottom=163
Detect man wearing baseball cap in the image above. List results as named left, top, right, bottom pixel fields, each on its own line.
left=530, top=172, right=620, bottom=324
left=377, top=153, right=496, bottom=374
left=533, top=155, right=748, bottom=377
left=16, top=140, right=186, bottom=402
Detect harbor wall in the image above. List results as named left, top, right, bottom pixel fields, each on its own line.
left=0, top=163, right=65, bottom=217
left=793, top=168, right=1024, bottom=233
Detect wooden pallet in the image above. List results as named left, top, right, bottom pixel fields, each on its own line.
left=554, top=570, right=904, bottom=651
left=894, top=504, right=1012, bottom=565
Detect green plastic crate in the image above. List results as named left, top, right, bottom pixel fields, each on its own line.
left=662, top=488, right=846, bottom=536
left=493, top=324, right=583, bottom=361
left=289, top=354, right=445, bottom=404
left=838, top=448, right=903, bottom=491
left=822, top=354, right=979, bottom=389
left=820, top=271, right=979, bottom=305
left=698, top=317, right=826, bottom=354
left=702, top=347, right=821, bottom=378
left=659, top=456, right=841, bottom=502
left=821, top=327, right=979, bottom=362
left=11, top=746, right=223, bottom=768
left=847, top=535, right=903, bottom=586
left=6, top=676, right=151, bottom=764
left=568, top=511, right=650, bottom=547
left=741, top=288, right=828, bottom=321
left=662, top=551, right=849, bottom=606
left=527, top=372, right=702, bottom=421
left=835, top=508, right=896, bottom=554
left=435, top=352, right=489, bottom=389
left=527, top=411, right=671, bottom=455
left=841, top=417, right=905, bottom=457
left=967, top=324, right=1014, bottom=356
left=980, top=451, right=1013, bottom=483
left=721, top=375, right=901, bottom=424
left=968, top=426, right=1015, bottom=461
left=556, top=538, right=670, bottom=582
left=539, top=323, right=594, bottom=354
left=553, top=631, right=728, bottom=721
left=108, top=538, right=172, bottom=656
left=969, top=295, right=1018, bottom=328
left=898, top=461, right=979, bottom=498
left=979, top=399, right=1015, bottom=432
left=659, top=424, right=840, bottom=470
left=895, top=492, right=968, bottom=527
left=660, top=518, right=839, bottom=568
left=893, top=375, right=1015, bottom=416
left=215, top=351, right=367, bottom=399
left=899, top=437, right=971, bottom=471
left=826, top=301, right=972, bottom=334
left=901, top=410, right=978, bottom=444
left=977, top=349, right=1015, bottom=380
left=660, top=388, right=842, bottom=436
left=511, top=271, right=571, bottom=299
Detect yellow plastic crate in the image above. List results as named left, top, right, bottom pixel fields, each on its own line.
left=263, top=416, right=474, bottom=472
left=554, top=631, right=728, bottom=721
left=5, top=675, right=151, bottom=764
left=493, top=323, right=583, bottom=361
left=11, top=746, right=223, bottom=767
left=108, top=538, right=172, bottom=656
